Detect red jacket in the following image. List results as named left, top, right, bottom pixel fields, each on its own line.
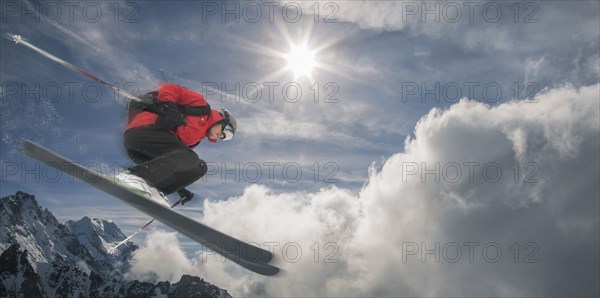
left=126, top=84, right=223, bottom=147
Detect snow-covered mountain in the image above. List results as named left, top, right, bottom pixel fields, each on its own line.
left=0, top=191, right=231, bottom=298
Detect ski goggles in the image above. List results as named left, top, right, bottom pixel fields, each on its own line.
left=220, top=120, right=235, bottom=141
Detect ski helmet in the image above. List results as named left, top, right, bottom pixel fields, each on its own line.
left=218, top=108, right=237, bottom=141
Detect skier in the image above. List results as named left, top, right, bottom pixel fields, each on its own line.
left=117, top=83, right=237, bottom=205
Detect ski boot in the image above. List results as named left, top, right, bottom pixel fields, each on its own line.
left=113, top=170, right=170, bottom=207
left=177, top=188, right=194, bottom=205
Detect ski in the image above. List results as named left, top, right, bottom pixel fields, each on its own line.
left=21, top=140, right=279, bottom=276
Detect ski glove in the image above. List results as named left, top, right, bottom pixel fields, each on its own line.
left=177, top=188, right=194, bottom=205
left=152, top=101, right=187, bottom=129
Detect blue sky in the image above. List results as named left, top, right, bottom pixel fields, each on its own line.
left=1, top=1, right=599, bottom=296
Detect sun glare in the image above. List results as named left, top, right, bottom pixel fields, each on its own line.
left=232, top=23, right=350, bottom=83
left=285, top=45, right=316, bottom=78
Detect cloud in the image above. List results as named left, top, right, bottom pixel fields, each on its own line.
left=126, top=230, right=202, bottom=283
left=283, top=1, right=598, bottom=53
left=6, top=2, right=596, bottom=295
left=9, top=0, right=160, bottom=96
left=241, top=110, right=373, bottom=147
left=128, top=83, right=599, bottom=296
left=524, top=56, right=546, bottom=86
left=21, top=0, right=102, bottom=53
left=282, top=0, right=502, bottom=48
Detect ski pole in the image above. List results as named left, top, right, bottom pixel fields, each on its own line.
left=6, top=34, right=140, bottom=102
left=109, top=194, right=191, bottom=251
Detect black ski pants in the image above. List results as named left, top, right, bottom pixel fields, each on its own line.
left=124, top=127, right=207, bottom=194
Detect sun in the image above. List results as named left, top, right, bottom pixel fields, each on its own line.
left=285, top=45, right=316, bottom=78
left=229, top=23, right=352, bottom=84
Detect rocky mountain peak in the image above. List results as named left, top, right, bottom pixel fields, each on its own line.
left=0, top=191, right=230, bottom=298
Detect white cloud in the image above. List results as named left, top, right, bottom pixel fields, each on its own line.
left=303, top=1, right=412, bottom=32
left=129, top=83, right=599, bottom=296
left=283, top=1, right=598, bottom=53
left=241, top=110, right=374, bottom=147
left=282, top=0, right=506, bottom=50
left=524, top=56, right=546, bottom=86
left=21, top=0, right=102, bottom=52
left=18, top=0, right=159, bottom=96
left=126, top=230, right=202, bottom=283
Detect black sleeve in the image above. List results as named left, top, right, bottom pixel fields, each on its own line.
left=177, top=104, right=212, bottom=116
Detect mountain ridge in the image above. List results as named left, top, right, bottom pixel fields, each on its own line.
left=0, top=191, right=230, bottom=298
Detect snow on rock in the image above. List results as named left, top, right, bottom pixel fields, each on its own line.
left=0, top=191, right=231, bottom=298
